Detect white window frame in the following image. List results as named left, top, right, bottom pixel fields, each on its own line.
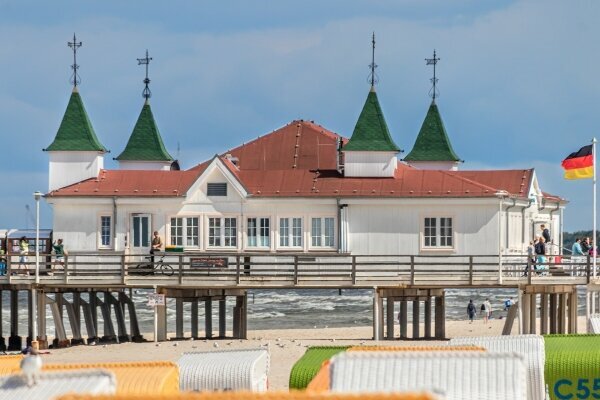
left=207, top=216, right=238, bottom=249
left=98, top=215, right=112, bottom=249
left=421, top=216, right=455, bottom=251
left=278, top=217, right=303, bottom=249
left=246, top=217, right=271, bottom=249
left=169, top=216, right=200, bottom=249
left=309, top=216, right=336, bottom=250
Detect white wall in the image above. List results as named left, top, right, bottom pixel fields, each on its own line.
left=343, top=151, right=397, bottom=177
left=48, top=151, right=104, bottom=191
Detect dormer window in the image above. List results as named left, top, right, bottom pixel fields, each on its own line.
left=207, top=183, right=227, bottom=196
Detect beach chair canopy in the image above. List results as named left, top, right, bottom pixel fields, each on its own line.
left=589, top=314, right=600, bottom=334
left=450, top=335, right=545, bottom=400
left=178, top=348, right=269, bottom=392
left=329, top=351, right=527, bottom=400
left=0, top=369, right=116, bottom=400
left=289, top=346, right=349, bottom=390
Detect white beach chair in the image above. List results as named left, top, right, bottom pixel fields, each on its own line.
left=0, top=369, right=116, bottom=400
left=589, top=314, right=600, bottom=333
left=178, top=348, right=269, bottom=392
left=450, top=335, right=545, bottom=400
left=329, top=351, right=527, bottom=400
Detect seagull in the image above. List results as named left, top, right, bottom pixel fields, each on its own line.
left=213, top=342, right=219, bottom=348
left=20, top=346, right=42, bottom=387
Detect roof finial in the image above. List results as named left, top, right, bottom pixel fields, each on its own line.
left=425, top=49, right=440, bottom=101
left=367, top=32, right=378, bottom=89
left=137, top=49, right=153, bottom=102
left=67, top=33, right=82, bottom=88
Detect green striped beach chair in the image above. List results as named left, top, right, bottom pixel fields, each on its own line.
left=289, top=346, right=349, bottom=390
left=544, top=334, right=600, bottom=400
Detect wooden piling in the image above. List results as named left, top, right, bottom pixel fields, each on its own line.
left=522, top=294, right=531, bottom=334
left=558, top=293, right=566, bottom=333
left=412, top=300, right=420, bottom=339
left=8, top=290, right=21, bottom=351
left=219, top=299, right=226, bottom=338
left=205, top=298, right=213, bottom=339
left=372, top=290, right=382, bottom=341
left=156, top=301, right=167, bottom=341
left=386, top=297, right=394, bottom=340
left=568, top=292, right=578, bottom=334
left=529, top=293, right=537, bottom=334
left=400, top=300, right=408, bottom=339
left=191, top=299, right=199, bottom=339
left=424, top=299, right=432, bottom=338
left=175, top=298, right=184, bottom=339
left=540, top=293, right=549, bottom=334
left=434, top=295, right=445, bottom=339
left=549, top=293, right=557, bottom=334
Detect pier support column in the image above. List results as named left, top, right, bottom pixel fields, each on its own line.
left=412, top=300, right=420, bottom=339
left=522, top=294, right=531, bottom=334
left=175, top=298, right=184, bottom=340
left=400, top=301, right=408, bottom=339
left=27, top=290, right=33, bottom=346
left=156, top=302, right=167, bottom=342
left=386, top=298, right=395, bottom=340
left=8, top=290, right=21, bottom=351
left=424, top=299, right=432, bottom=339
left=191, top=300, right=199, bottom=339
left=89, top=292, right=98, bottom=335
left=549, top=294, right=558, bottom=334
left=205, top=299, right=213, bottom=339
left=540, top=293, right=549, bottom=334
left=372, top=290, right=383, bottom=341
left=71, top=293, right=84, bottom=345
left=218, top=299, right=227, bottom=338
left=568, top=292, right=578, bottom=334
left=558, top=294, right=566, bottom=333
left=529, top=294, right=537, bottom=334
left=37, top=290, right=47, bottom=349
left=434, top=295, right=445, bottom=340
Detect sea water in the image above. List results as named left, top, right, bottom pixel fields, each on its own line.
left=1, top=287, right=589, bottom=338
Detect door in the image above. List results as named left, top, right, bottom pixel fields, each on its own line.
left=131, top=214, right=151, bottom=254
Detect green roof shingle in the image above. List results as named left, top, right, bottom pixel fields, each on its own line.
left=115, top=101, right=173, bottom=161
left=45, top=88, right=106, bottom=152
left=343, top=88, right=400, bottom=152
left=404, top=101, right=460, bottom=162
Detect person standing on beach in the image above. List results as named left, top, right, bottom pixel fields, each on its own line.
left=481, top=298, right=492, bottom=324
left=467, top=300, right=476, bottom=323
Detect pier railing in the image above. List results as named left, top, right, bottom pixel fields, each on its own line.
left=0, top=252, right=594, bottom=288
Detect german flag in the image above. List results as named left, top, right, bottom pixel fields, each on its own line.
left=562, top=144, right=594, bottom=179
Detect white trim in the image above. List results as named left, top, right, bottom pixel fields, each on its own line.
left=308, top=215, right=337, bottom=251
left=184, top=157, right=247, bottom=202
left=97, top=214, right=112, bottom=250
left=420, top=215, right=456, bottom=253
left=276, top=216, right=304, bottom=250
left=244, top=215, right=273, bottom=251
left=168, top=215, right=201, bottom=250
left=205, top=215, right=240, bottom=251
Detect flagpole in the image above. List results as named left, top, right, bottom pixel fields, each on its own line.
left=594, top=137, right=597, bottom=277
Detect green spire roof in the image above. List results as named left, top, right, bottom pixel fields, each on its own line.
left=343, top=88, right=400, bottom=152
left=115, top=101, right=173, bottom=161
left=45, top=88, right=106, bottom=152
left=403, top=101, right=460, bottom=162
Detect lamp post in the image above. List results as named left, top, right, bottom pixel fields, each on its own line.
left=32, top=191, right=42, bottom=350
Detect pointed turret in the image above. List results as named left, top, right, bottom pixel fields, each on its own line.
left=403, top=100, right=461, bottom=170
left=46, top=35, right=107, bottom=192
left=115, top=100, right=173, bottom=169
left=342, top=33, right=400, bottom=178
left=116, top=50, right=173, bottom=170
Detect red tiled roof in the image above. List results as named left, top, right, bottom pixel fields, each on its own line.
left=47, top=120, right=551, bottom=200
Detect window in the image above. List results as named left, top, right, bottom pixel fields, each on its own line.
left=279, top=217, right=302, bottom=247
left=423, top=217, right=453, bottom=248
left=132, top=215, right=150, bottom=248
left=311, top=217, right=335, bottom=247
left=170, top=217, right=199, bottom=247
left=207, top=183, right=227, bottom=196
left=208, top=217, right=237, bottom=247
left=100, top=216, right=111, bottom=247
left=248, top=217, right=270, bottom=247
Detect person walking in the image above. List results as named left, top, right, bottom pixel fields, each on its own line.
left=535, top=237, right=547, bottom=274
left=582, top=237, right=591, bottom=254
left=572, top=238, right=584, bottom=256
left=541, top=224, right=551, bottom=245
left=467, top=300, right=477, bottom=323
left=18, top=236, right=29, bottom=275
left=524, top=240, right=536, bottom=276
left=504, top=298, right=513, bottom=311
left=52, top=239, right=66, bottom=274
left=483, top=298, right=492, bottom=323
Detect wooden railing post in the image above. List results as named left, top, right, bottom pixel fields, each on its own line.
left=236, top=256, right=241, bottom=284
left=120, top=254, right=126, bottom=285
left=410, top=255, right=415, bottom=285
left=178, top=254, right=183, bottom=285
left=469, top=256, right=474, bottom=285
left=7, top=255, right=12, bottom=284
left=587, top=255, right=591, bottom=284
left=527, top=257, right=532, bottom=286
left=293, top=256, right=299, bottom=285
left=351, top=255, right=357, bottom=285
left=64, top=254, right=69, bottom=284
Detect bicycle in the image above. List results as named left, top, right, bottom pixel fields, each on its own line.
left=132, top=255, right=174, bottom=276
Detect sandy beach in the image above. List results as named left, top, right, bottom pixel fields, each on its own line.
left=35, top=315, right=588, bottom=390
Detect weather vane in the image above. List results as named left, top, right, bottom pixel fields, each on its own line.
left=137, top=49, right=153, bottom=100
left=68, top=33, right=82, bottom=87
left=426, top=49, right=440, bottom=100
left=368, top=32, right=378, bottom=87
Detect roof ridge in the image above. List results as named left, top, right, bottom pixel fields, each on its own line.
left=440, top=170, right=504, bottom=193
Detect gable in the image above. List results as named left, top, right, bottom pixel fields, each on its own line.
left=185, top=157, right=247, bottom=203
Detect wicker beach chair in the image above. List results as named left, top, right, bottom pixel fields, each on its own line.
left=589, top=314, right=600, bottom=333
left=289, top=346, right=350, bottom=390
left=328, top=351, right=527, bottom=400
left=0, top=355, right=22, bottom=376
left=450, top=335, right=545, bottom=400
left=0, top=369, right=116, bottom=400
left=544, top=334, right=600, bottom=400
left=178, top=348, right=269, bottom=392
left=55, top=391, right=442, bottom=400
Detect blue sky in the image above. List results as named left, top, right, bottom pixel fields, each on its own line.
left=0, top=0, right=598, bottom=231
